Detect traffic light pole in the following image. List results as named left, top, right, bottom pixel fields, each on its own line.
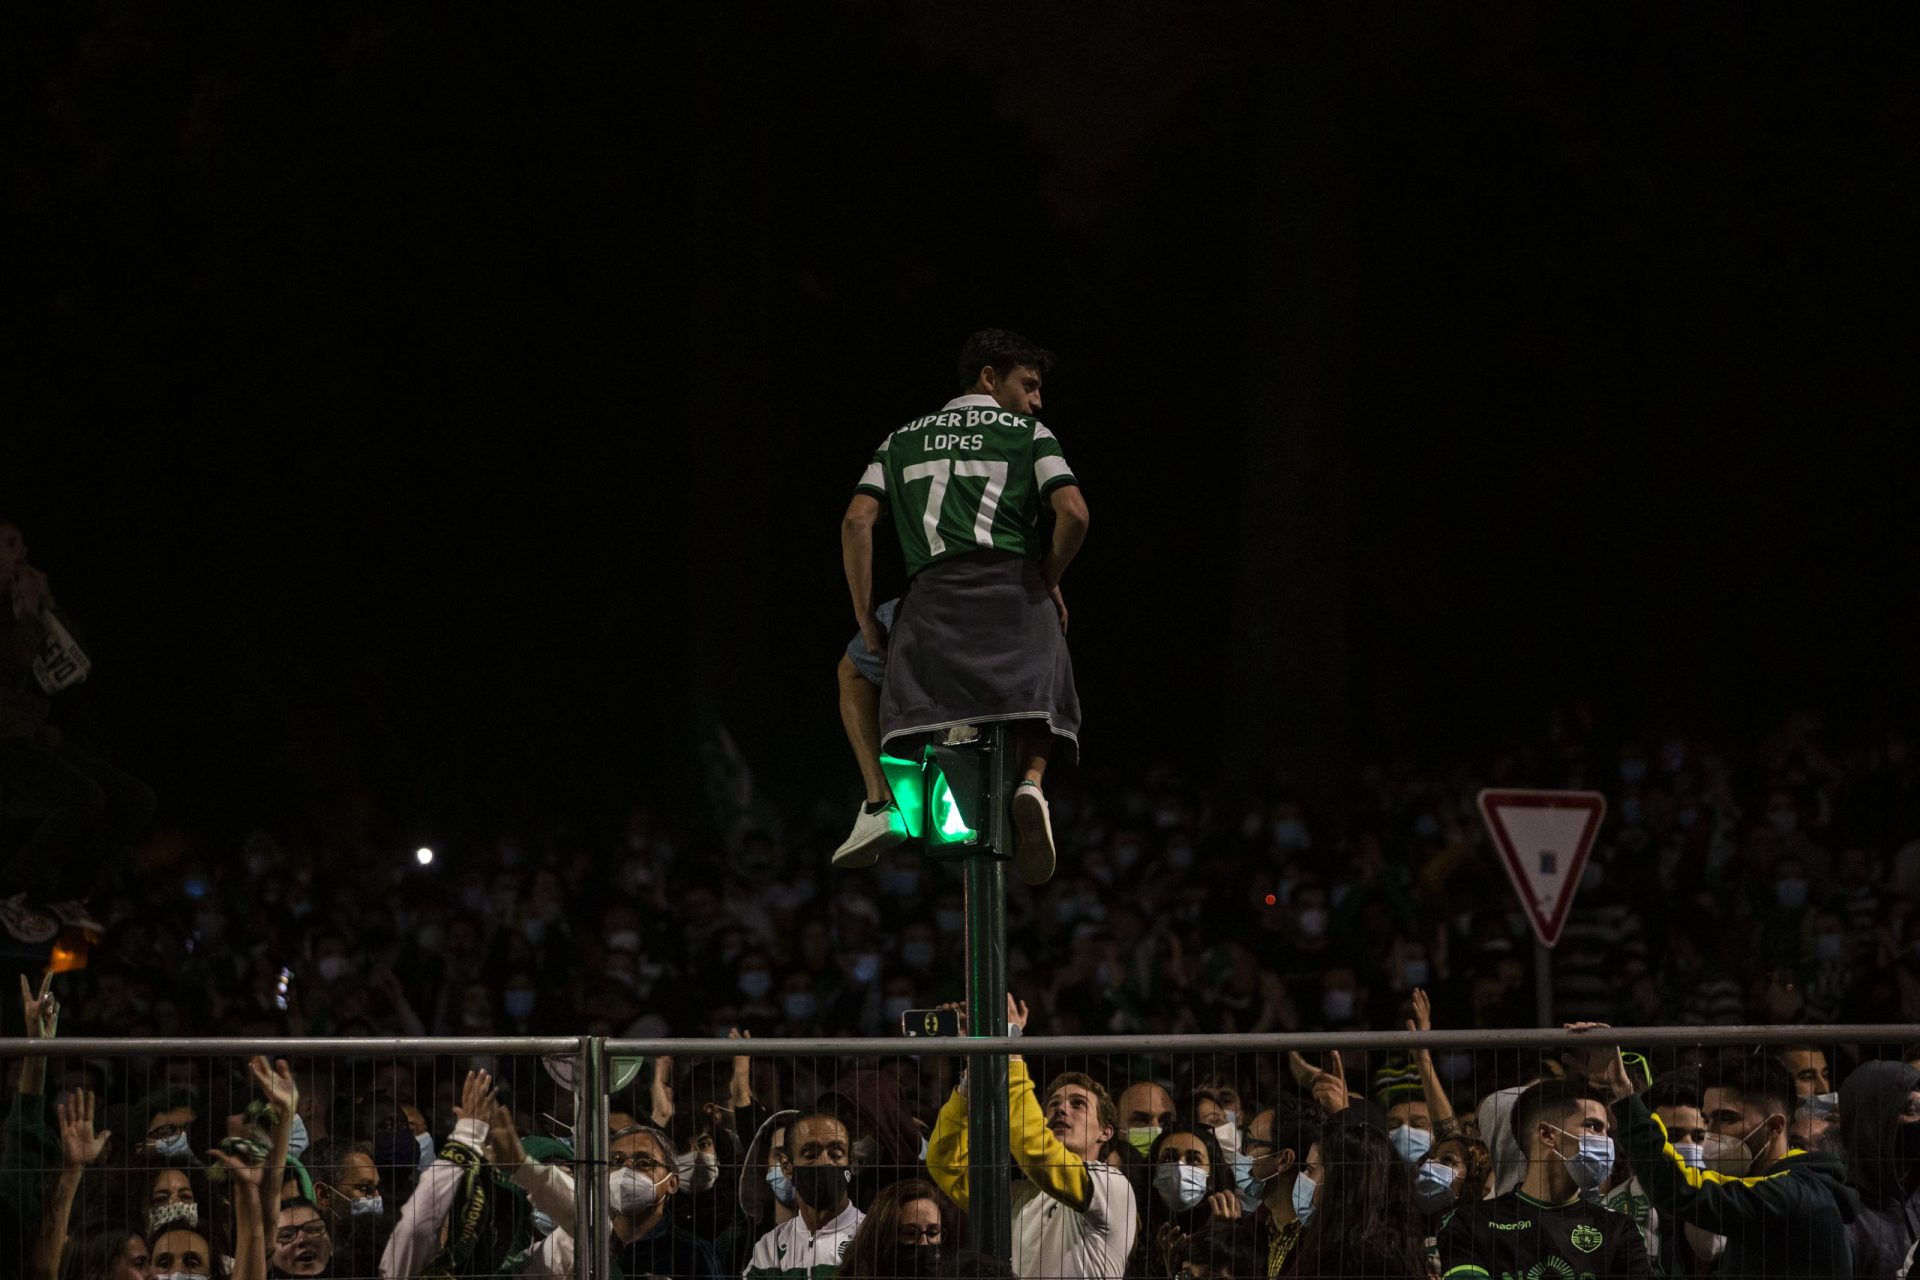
left=962, top=721, right=1017, bottom=1263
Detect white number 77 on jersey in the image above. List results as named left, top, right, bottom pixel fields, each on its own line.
left=902, top=460, right=1009, bottom=557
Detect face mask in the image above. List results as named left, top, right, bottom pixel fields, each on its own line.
left=1738, top=1116, right=1781, bottom=1165
left=1126, top=1126, right=1161, bottom=1157
left=783, top=992, right=817, bottom=1021
left=885, top=996, right=916, bottom=1025
left=611, top=1166, right=666, bottom=1215
left=1154, top=1161, right=1210, bottom=1211
left=902, top=940, right=937, bottom=969
left=1212, top=1121, right=1241, bottom=1159
left=316, top=954, right=351, bottom=983
left=504, top=990, right=536, bottom=1020
left=1321, top=989, right=1355, bottom=1022
left=157, top=1273, right=199, bottom=1280
left=531, top=1208, right=556, bottom=1238
left=850, top=953, right=882, bottom=985
left=149, top=1200, right=200, bottom=1234
left=739, top=970, right=773, bottom=999
left=766, top=1163, right=796, bottom=1207
left=1551, top=1127, right=1615, bottom=1191
left=790, top=1162, right=850, bottom=1212
left=886, top=1244, right=944, bottom=1279
left=606, top=929, right=641, bottom=954
left=349, top=1193, right=385, bottom=1216
left=1296, top=908, right=1328, bottom=938
left=416, top=1131, right=436, bottom=1169
left=1804, top=1092, right=1839, bottom=1120
left=1775, top=878, right=1809, bottom=910
left=676, top=1151, right=720, bottom=1192
left=1673, top=1142, right=1706, bottom=1171
left=154, top=1132, right=192, bottom=1160
left=1389, top=1124, right=1433, bottom=1165
left=1412, top=1161, right=1458, bottom=1212
left=287, top=1113, right=310, bottom=1161
left=1291, top=1170, right=1317, bottom=1224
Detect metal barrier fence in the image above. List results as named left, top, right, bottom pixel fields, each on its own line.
left=4, top=1026, right=1919, bottom=1279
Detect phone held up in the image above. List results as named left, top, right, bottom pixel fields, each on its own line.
left=900, top=1007, right=961, bottom=1038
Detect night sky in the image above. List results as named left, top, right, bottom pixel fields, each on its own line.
left=9, top=4, right=1916, bottom=845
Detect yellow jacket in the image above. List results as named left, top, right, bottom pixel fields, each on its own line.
left=926, top=1058, right=1092, bottom=1211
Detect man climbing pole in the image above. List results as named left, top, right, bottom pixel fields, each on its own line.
left=834, top=329, right=1088, bottom=885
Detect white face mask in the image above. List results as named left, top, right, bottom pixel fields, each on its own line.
left=149, top=1200, right=200, bottom=1234
left=675, top=1150, right=720, bottom=1192
left=1212, top=1121, right=1241, bottom=1159
left=611, top=1166, right=667, bottom=1215
left=1153, top=1161, right=1210, bottom=1211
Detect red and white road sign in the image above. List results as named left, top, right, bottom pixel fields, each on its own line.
left=1476, top=789, right=1607, bottom=948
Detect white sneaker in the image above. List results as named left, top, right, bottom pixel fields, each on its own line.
left=1011, top=781, right=1056, bottom=885
left=833, top=803, right=905, bottom=869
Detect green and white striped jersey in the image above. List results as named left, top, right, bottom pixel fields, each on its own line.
left=854, top=393, right=1078, bottom=577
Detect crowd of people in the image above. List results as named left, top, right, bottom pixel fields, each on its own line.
left=6, top=972, right=1920, bottom=1278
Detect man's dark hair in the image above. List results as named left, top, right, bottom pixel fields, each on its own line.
left=1264, top=1089, right=1322, bottom=1165
left=1703, top=1055, right=1796, bottom=1120
left=935, top=1249, right=1018, bottom=1280
left=1182, top=1220, right=1261, bottom=1280
left=1511, top=1080, right=1606, bottom=1149
left=957, top=328, right=1053, bottom=393
left=1646, top=1070, right=1703, bottom=1113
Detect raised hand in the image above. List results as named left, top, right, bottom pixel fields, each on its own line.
left=1405, top=987, right=1432, bottom=1034
left=486, top=1103, right=526, bottom=1167
left=19, top=973, right=57, bottom=1039
left=453, top=1069, right=497, bottom=1122
left=249, top=1056, right=298, bottom=1118
left=1007, top=994, right=1030, bottom=1032
left=209, top=1145, right=265, bottom=1187
left=57, top=1090, right=110, bottom=1170
left=650, top=1056, right=675, bottom=1125
left=937, top=1000, right=969, bottom=1037
left=728, top=1028, right=754, bottom=1107
left=1289, top=1050, right=1350, bottom=1114
left=1205, top=1189, right=1243, bottom=1220
left=1564, top=1022, right=1635, bottom=1102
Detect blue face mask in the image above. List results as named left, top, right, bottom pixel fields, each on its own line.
left=1291, top=1171, right=1317, bottom=1225
left=1552, top=1127, right=1616, bottom=1191
left=154, top=1132, right=192, bottom=1161
left=416, top=1131, right=436, bottom=1170
left=287, top=1114, right=310, bottom=1162
left=1389, top=1124, right=1432, bottom=1166
left=1412, top=1161, right=1457, bottom=1213
left=766, top=1163, right=796, bottom=1208
left=349, top=1193, right=384, bottom=1217
left=531, top=1209, right=557, bottom=1237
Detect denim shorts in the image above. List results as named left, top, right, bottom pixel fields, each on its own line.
left=846, top=597, right=900, bottom=687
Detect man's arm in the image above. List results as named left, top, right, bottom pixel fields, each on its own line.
left=1041, top=485, right=1088, bottom=588
left=1004, top=1058, right=1096, bottom=1215
left=841, top=495, right=886, bottom=656
left=925, top=1080, right=972, bottom=1211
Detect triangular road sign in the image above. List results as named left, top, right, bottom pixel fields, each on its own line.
left=1476, top=789, right=1607, bottom=948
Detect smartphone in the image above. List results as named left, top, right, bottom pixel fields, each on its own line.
left=901, top=1008, right=961, bottom=1038
left=275, top=967, right=293, bottom=1011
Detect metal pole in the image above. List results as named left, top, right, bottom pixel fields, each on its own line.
left=964, top=722, right=1015, bottom=1263
left=1535, top=941, right=1554, bottom=1028
left=574, top=1035, right=611, bottom=1280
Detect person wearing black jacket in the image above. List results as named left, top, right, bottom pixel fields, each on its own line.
left=1571, top=1025, right=1859, bottom=1280
left=1436, top=1079, right=1651, bottom=1280
left=1839, top=1059, right=1920, bottom=1279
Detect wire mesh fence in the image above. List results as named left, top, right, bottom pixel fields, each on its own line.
left=2, top=1026, right=1917, bottom=1279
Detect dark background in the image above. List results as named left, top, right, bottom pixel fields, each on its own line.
left=8, top=3, right=1916, bottom=846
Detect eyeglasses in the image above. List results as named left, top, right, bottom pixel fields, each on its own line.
left=608, top=1153, right=667, bottom=1172
left=897, top=1225, right=942, bottom=1244
left=146, top=1123, right=187, bottom=1141
left=275, top=1221, right=329, bottom=1246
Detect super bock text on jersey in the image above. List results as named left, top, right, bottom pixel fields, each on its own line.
left=1438, top=1190, right=1652, bottom=1280
left=854, top=394, right=1077, bottom=578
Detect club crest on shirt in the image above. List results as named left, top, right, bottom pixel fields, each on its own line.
left=1570, top=1223, right=1604, bottom=1253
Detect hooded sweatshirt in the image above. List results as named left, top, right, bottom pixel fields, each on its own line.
left=1840, top=1060, right=1920, bottom=1279
left=1612, top=1092, right=1859, bottom=1279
